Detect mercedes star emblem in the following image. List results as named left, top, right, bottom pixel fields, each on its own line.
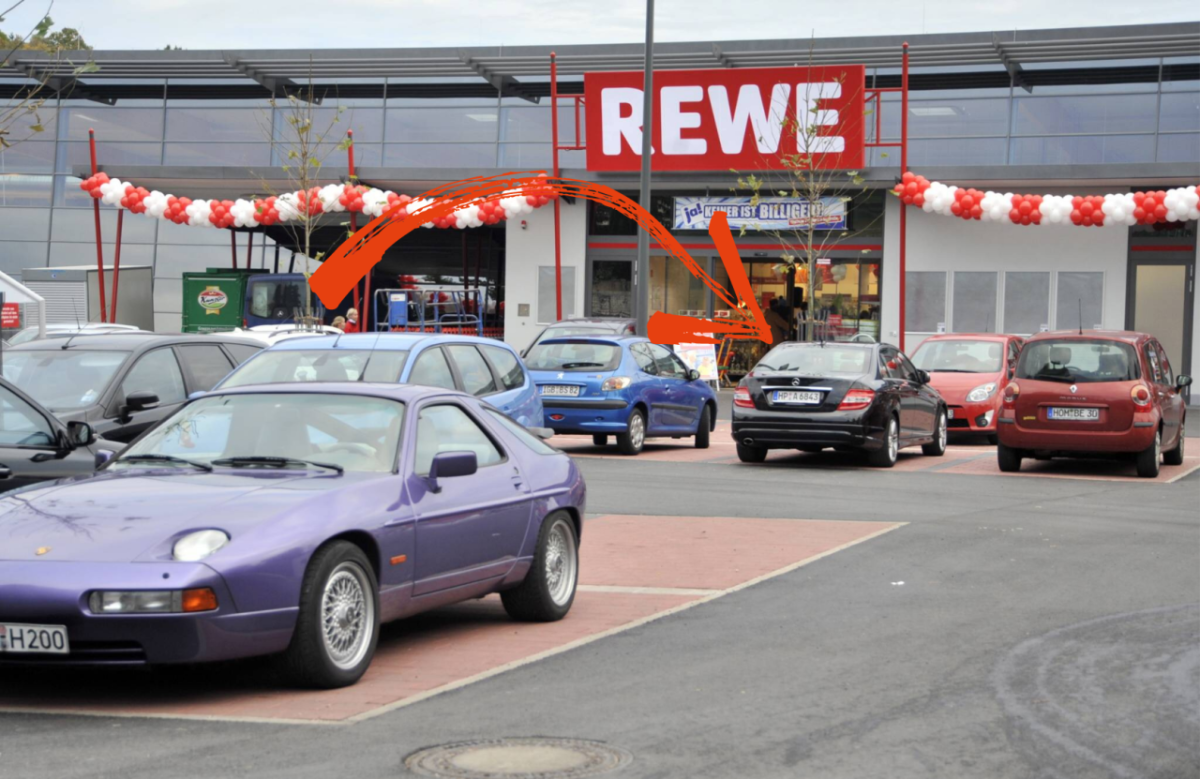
left=792, top=378, right=802, bottom=386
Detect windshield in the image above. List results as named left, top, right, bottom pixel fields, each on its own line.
left=1016, top=339, right=1139, bottom=384
left=911, top=340, right=1004, bottom=373
left=248, top=280, right=308, bottom=319
left=1, top=350, right=130, bottom=411
left=7, top=328, right=48, bottom=346
left=116, top=393, right=405, bottom=473
left=220, top=349, right=409, bottom=388
left=525, top=341, right=622, bottom=372
left=755, top=345, right=872, bottom=376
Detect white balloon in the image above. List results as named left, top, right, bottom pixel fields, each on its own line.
left=144, top=191, right=169, bottom=219
left=231, top=198, right=258, bottom=228
left=319, top=183, right=346, bottom=213
left=185, top=198, right=213, bottom=227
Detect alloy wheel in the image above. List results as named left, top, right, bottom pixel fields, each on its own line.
left=544, top=519, right=578, bottom=607
left=321, top=562, right=375, bottom=670
left=629, top=413, right=645, bottom=449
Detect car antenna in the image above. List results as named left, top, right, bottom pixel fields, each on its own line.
left=1078, top=298, right=1083, bottom=336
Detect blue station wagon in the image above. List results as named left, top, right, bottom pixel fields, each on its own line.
left=526, top=336, right=717, bottom=455
left=218, top=333, right=543, bottom=426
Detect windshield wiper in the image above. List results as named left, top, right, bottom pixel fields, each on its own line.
left=119, top=454, right=213, bottom=472
left=929, top=368, right=977, bottom=373
left=211, top=456, right=344, bottom=474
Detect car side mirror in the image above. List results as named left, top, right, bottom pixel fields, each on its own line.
left=67, top=420, right=95, bottom=447
left=95, top=448, right=117, bottom=468
left=688, top=369, right=701, bottom=382
left=917, top=369, right=932, bottom=385
left=1177, top=375, right=1193, bottom=390
left=123, top=390, right=160, bottom=415
left=188, top=390, right=207, bottom=401
left=427, top=450, right=477, bottom=493
left=527, top=427, right=555, bottom=441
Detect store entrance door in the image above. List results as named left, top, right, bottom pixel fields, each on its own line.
left=1127, top=256, right=1194, bottom=381
left=588, top=259, right=634, bottom=319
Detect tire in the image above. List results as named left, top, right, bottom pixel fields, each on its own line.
left=501, top=512, right=578, bottom=622
left=617, top=409, right=646, bottom=455
left=997, top=442, right=1022, bottom=473
left=1163, top=425, right=1185, bottom=467
left=279, top=541, right=379, bottom=689
left=922, top=408, right=948, bottom=456
left=736, top=443, right=767, bottom=463
left=868, top=417, right=899, bottom=468
left=694, top=406, right=711, bottom=449
left=592, top=434, right=608, bottom=446
left=1136, top=429, right=1162, bottom=478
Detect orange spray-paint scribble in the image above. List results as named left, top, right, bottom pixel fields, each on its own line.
left=310, top=172, right=771, bottom=346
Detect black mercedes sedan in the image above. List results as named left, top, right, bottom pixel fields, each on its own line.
left=731, top=341, right=948, bottom=467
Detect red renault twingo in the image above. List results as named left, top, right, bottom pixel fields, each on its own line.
left=997, top=331, right=1191, bottom=477
left=910, top=333, right=1024, bottom=443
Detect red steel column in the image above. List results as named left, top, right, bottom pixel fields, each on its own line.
left=550, top=52, right=563, bottom=321
left=88, top=129, right=108, bottom=323
left=347, top=129, right=360, bottom=314
left=898, top=42, right=909, bottom=353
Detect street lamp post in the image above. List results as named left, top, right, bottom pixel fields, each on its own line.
left=634, top=0, right=655, bottom=337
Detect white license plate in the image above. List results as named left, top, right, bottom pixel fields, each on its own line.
left=772, top=390, right=823, bottom=405
left=541, top=385, right=580, bottom=397
left=0, top=623, right=69, bottom=655
left=1048, top=407, right=1100, bottom=421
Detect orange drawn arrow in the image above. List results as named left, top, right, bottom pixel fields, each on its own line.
left=310, top=172, right=771, bottom=346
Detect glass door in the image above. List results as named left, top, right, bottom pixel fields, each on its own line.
left=1128, top=257, right=1194, bottom=380
left=588, top=259, right=633, bottom=318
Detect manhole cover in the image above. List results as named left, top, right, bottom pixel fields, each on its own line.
left=405, top=737, right=632, bottom=778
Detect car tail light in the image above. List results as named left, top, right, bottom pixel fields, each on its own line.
left=733, top=387, right=755, bottom=408
left=601, top=376, right=632, bottom=392
left=1002, top=382, right=1020, bottom=408
left=838, top=388, right=875, bottom=411
left=1131, top=383, right=1152, bottom=407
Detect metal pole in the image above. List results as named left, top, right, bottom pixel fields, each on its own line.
left=274, top=244, right=280, bottom=274
left=246, top=230, right=253, bottom=270
left=230, top=230, right=238, bottom=268
left=347, top=129, right=361, bottom=314
left=550, top=52, right=564, bottom=321
left=110, top=210, right=123, bottom=323
left=88, top=129, right=108, bottom=323
left=634, top=0, right=655, bottom=337
left=898, top=42, right=909, bottom=353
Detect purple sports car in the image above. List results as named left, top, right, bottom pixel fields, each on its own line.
left=0, top=383, right=585, bottom=688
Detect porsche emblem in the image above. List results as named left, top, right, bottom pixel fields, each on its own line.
left=35, top=546, right=51, bottom=556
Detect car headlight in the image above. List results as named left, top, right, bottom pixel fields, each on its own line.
left=966, top=383, right=998, bottom=403
left=601, top=376, right=632, bottom=392
left=173, top=530, right=229, bottom=562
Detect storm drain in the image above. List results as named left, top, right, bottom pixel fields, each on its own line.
left=404, top=737, right=632, bottom=778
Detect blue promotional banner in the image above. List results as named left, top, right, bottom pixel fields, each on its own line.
left=673, top=196, right=847, bottom=231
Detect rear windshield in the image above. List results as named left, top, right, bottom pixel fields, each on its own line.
left=755, top=345, right=872, bottom=376
left=911, top=340, right=1004, bottom=373
left=1016, top=339, right=1139, bottom=384
left=221, top=349, right=409, bottom=388
left=1, top=350, right=130, bottom=411
left=525, top=341, right=622, bottom=372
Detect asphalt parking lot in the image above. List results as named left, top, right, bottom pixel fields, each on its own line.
left=2, top=412, right=1197, bottom=779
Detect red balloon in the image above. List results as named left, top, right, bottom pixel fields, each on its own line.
left=913, top=193, right=925, bottom=207
left=1018, top=201, right=1032, bottom=216
left=1133, top=207, right=1147, bottom=221
left=905, top=182, right=918, bottom=196
left=1072, top=196, right=1083, bottom=208
left=950, top=202, right=963, bottom=215
left=1154, top=205, right=1168, bottom=219
left=1082, top=215, right=1093, bottom=226
left=1020, top=215, right=1031, bottom=225
left=970, top=205, right=983, bottom=219
left=1080, top=202, right=1094, bottom=216
left=1031, top=211, right=1042, bottom=224
left=1010, top=208, right=1021, bottom=222
left=1071, top=210, right=1083, bottom=224
left=901, top=171, right=916, bottom=184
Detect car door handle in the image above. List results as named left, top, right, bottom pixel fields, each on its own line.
left=0, top=465, right=11, bottom=480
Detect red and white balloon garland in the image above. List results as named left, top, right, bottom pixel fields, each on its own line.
left=77, top=173, right=559, bottom=230
left=892, top=171, right=1200, bottom=228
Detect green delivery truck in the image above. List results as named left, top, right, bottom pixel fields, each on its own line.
left=182, top=269, right=321, bottom=333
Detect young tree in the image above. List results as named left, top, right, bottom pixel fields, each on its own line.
left=256, top=63, right=351, bottom=322
left=733, top=52, right=881, bottom=343
left=1, top=1, right=92, bottom=150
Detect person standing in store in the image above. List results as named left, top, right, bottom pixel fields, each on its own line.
left=343, top=308, right=361, bottom=333
left=331, top=316, right=347, bottom=332
left=764, top=298, right=789, bottom=346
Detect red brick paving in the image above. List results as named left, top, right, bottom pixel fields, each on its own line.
left=0, top=514, right=897, bottom=724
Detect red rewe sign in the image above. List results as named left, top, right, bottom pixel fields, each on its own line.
left=584, top=65, right=866, bottom=172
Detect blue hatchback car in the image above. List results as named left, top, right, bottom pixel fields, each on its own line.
left=526, top=336, right=717, bottom=455
left=217, top=333, right=544, bottom=426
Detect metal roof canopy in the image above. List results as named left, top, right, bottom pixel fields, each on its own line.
left=3, top=22, right=1197, bottom=86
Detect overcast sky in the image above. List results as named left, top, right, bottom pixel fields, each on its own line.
left=5, top=0, right=1197, bottom=50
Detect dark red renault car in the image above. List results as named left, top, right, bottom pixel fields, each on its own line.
left=996, top=330, right=1190, bottom=477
